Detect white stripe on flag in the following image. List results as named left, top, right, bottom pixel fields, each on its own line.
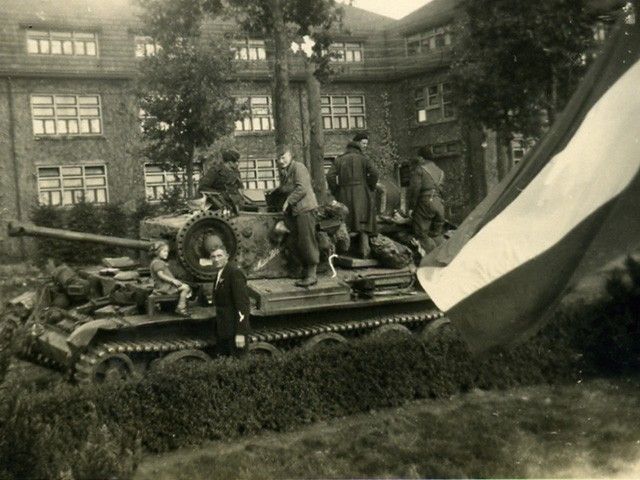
left=419, top=59, right=640, bottom=311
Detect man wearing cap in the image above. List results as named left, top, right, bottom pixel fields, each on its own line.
left=327, top=132, right=378, bottom=258
left=274, top=146, right=320, bottom=287
left=199, top=148, right=244, bottom=210
left=407, top=145, right=446, bottom=254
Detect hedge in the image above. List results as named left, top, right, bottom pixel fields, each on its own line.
left=0, top=257, right=637, bottom=479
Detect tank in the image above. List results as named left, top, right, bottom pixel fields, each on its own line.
left=3, top=192, right=445, bottom=384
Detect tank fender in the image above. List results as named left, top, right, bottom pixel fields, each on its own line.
left=67, top=318, right=124, bottom=350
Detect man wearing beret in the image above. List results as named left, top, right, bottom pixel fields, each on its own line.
left=327, top=132, right=379, bottom=258
left=199, top=148, right=244, bottom=211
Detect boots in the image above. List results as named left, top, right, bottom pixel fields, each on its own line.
left=295, top=264, right=318, bottom=287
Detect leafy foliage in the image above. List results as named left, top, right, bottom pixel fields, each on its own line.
left=136, top=0, right=239, bottom=196
left=450, top=0, right=595, bottom=140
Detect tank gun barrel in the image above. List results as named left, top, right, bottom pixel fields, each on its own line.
left=7, top=221, right=152, bottom=250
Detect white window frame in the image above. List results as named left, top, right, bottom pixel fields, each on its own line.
left=329, top=42, right=363, bottom=62
left=26, top=29, right=98, bottom=56
left=405, top=25, right=452, bottom=56
left=31, top=94, right=103, bottom=136
left=233, top=38, right=267, bottom=61
left=234, top=96, right=274, bottom=132
left=239, top=157, right=279, bottom=190
left=37, top=164, right=109, bottom=206
left=143, top=163, right=201, bottom=202
left=321, top=95, right=366, bottom=130
left=134, top=35, right=161, bottom=57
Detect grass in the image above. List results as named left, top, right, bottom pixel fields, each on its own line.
left=135, top=376, right=640, bottom=479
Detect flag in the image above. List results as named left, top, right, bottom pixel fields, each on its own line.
left=418, top=16, right=640, bottom=353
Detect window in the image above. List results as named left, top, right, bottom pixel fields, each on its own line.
left=432, top=141, right=460, bottom=157
left=405, top=26, right=452, bottom=56
left=510, top=134, right=530, bottom=165
left=323, top=155, right=338, bottom=174
left=321, top=95, right=366, bottom=130
left=414, top=83, right=454, bottom=123
left=135, top=36, right=161, bottom=57
left=235, top=96, right=274, bottom=132
left=143, top=164, right=200, bottom=202
left=37, top=164, right=108, bottom=206
left=26, top=29, right=97, bottom=56
left=329, top=42, right=363, bottom=62
left=31, top=94, right=102, bottom=136
left=239, top=158, right=279, bottom=190
left=233, top=38, right=267, bottom=60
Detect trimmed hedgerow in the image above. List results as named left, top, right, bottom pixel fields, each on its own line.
left=0, top=257, right=637, bottom=479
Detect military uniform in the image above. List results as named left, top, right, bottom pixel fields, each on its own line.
left=327, top=141, right=379, bottom=235
left=199, top=161, right=244, bottom=209
left=277, top=160, right=320, bottom=270
left=407, top=159, right=445, bottom=254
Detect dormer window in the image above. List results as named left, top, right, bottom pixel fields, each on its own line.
left=26, top=29, right=98, bottom=56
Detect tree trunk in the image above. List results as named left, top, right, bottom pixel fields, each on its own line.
left=462, top=121, right=487, bottom=208
left=496, top=128, right=511, bottom=181
left=269, top=0, right=296, bottom=151
left=305, top=60, right=327, bottom=202
left=185, top=145, right=195, bottom=198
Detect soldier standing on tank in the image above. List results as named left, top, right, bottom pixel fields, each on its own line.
left=198, top=148, right=244, bottom=211
left=327, top=132, right=378, bottom=258
left=274, top=146, right=320, bottom=287
left=407, top=146, right=446, bottom=254
left=210, top=245, right=250, bottom=356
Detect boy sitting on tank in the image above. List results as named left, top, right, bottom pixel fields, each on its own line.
left=149, top=241, right=191, bottom=316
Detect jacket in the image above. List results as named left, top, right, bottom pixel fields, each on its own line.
left=213, top=263, right=251, bottom=339
left=277, top=160, right=318, bottom=215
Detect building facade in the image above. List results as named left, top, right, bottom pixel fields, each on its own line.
left=0, top=0, right=508, bottom=256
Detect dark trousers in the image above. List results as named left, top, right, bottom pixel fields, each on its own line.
left=285, top=210, right=320, bottom=266
left=413, top=196, right=445, bottom=254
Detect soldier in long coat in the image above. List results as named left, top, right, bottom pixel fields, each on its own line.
left=327, top=133, right=379, bottom=258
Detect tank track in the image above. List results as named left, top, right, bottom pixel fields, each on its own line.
left=72, top=308, right=444, bottom=383
left=246, top=309, right=444, bottom=343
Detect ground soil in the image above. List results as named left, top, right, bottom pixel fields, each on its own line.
left=135, top=377, right=640, bottom=479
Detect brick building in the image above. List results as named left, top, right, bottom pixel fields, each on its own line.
left=0, top=0, right=510, bottom=256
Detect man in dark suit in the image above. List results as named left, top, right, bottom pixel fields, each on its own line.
left=210, top=246, right=250, bottom=356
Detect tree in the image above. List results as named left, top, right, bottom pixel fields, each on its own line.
left=136, top=0, right=238, bottom=197
left=450, top=0, right=595, bottom=180
left=221, top=0, right=342, bottom=194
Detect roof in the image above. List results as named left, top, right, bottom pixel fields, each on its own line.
left=393, top=0, right=460, bottom=32
left=338, top=3, right=396, bottom=32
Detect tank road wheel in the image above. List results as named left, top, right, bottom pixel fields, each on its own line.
left=303, top=332, right=347, bottom=349
left=176, top=211, right=239, bottom=281
left=152, top=349, right=211, bottom=370
left=370, top=324, right=412, bottom=338
left=74, top=352, right=134, bottom=384
left=420, top=317, right=452, bottom=340
left=247, top=341, right=281, bottom=357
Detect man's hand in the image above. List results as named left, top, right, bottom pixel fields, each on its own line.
left=235, top=334, right=246, bottom=349
left=173, top=280, right=183, bottom=288
left=282, top=200, right=289, bottom=213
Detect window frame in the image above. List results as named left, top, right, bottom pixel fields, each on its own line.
left=329, top=41, right=364, bottom=62
left=36, top=163, right=109, bottom=206
left=25, top=28, right=99, bottom=57
left=31, top=94, right=103, bottom=137
left=143, top=163, right=201, bottom=202
left=234, top=95, right=274, bottom=133
left=414, top=83, right=455, bottom=124
left=405, top=25, right=453, bottom=56
left=320, top=94, right=366, bottom=131
left=232, top=38, right=267, bottom=61
left=134, top=35, right=161, bottom=58
left=238, top=156, right=279, bottom=190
